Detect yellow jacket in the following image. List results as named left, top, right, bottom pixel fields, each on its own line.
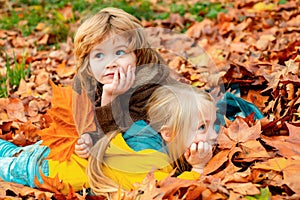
left=102, top=133, right=200, bottom=191
left=48, top=154, right=89, bottom=194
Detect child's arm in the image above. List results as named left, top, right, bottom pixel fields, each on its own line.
left=95, top=64, right=170, bottom=134
left=184, top=141, right=213, bottom=174
left=102, top=65, right=135, bottom=106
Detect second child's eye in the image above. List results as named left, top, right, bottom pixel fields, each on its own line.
left=199, top=124, right=206, bottom=131
left=116, top=50, right=126, bottom=56
left=95, top=53, right=104, bottom=59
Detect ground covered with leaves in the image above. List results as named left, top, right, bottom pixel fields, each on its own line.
left=0, top=0, right=300, bottom=199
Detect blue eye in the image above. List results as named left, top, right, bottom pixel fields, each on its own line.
left=95, top=53, right=104, bottom=59
left=116, top=50, right=126, bottom=56
left=199, top=124, right=206, bottom=131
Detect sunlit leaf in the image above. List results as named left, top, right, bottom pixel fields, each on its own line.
left=34, top=173, right=64, bottom=194
left=38, top=81, right=78, bottom=162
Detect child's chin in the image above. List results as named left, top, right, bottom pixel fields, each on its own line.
left=101, top=78, right=114, bottom=84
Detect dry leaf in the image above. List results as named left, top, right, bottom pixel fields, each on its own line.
left=34, top=173, right=64, bottom=194
left=6, top=98, right=27, bottom=122
left=225, top=182, right=260, bottom=196
left=38, top=81, right=78, bottom=161
left=56, top=61, right=76, bottom=78
left=261, top=123, right=300, bottom=157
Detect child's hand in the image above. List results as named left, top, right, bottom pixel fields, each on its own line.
left=184, top=142, right=213, bottom=174
left=102, top=65, right=136, bottom=106
left=75, top=134, right=93, bottom=158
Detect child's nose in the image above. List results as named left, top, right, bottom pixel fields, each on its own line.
left=105, top=60, right=119, bottom=69
left=193, top=133, right=206, bottom=143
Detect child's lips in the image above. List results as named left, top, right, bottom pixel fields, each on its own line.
left=104, top=73, right=115, bottom=77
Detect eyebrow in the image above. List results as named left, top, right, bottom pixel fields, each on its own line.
left=91, top=45, right=128, bottom=52
left=113, top=45, right=128, bottom=49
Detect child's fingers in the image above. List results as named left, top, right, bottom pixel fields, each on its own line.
left=190, top=143, right=197, bottom=155
left=118, top=67, right=126, bottom=87
left=197, top=142, right=204, bottom=153
left=125, top=65, right=135, bottom=88
left=197, top=142, right=211, bottom=154
left=75, top=148, right=90, bottom=158
left=121, top=65, right=135, bottom=90
left=81, top=134, right=92, bottom=145
left=75, top=142, right=91, bottom=158
left=75, top=143, right=87, bottom=150
left=112, top=69, right=119, bottom=88
left=76, top=138, right=84, bottom=145
left=129, top=65, right=136, bottom=86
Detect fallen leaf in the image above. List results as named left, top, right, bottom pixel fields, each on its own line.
left=0, top=179, right=53, bottom=199
left=225, top=182, right=260, bottom=196
left=58, top=5, right=74, bottom=21
left=56, top=61, right=76, bottom=78
left=252, top=2, right=275, bottom=12
left=226, top=118, right=261, bottom=143
left=252, top=157, right=300, bottom=194
left=252, top=157, right=288, bottom=172
left=128, top=171, right=164, bottom=200
left=38, top=81, right=78, bottom=161
left=204, top=149, right=230, bottom=175
left=217, top=118, right=261, bottom=150
left=222, top=168, right=251, bottom=184
left=217, top=127, right=235, bottom=149
left=246, top=90, right=269, bottom=109
left=37, top=34, right=49, bottom=45
left=261, top=123, right=300, bottom=157
left=34, top=173, right=64, bottom=194
left=6, top=98, right=27, bottom=122
left=238, top=140, right=270, bottom=159
left=158, top=175, right=206, bottom=199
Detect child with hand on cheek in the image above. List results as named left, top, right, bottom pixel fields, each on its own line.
left=72, top=7, right=174, bottom=158
left=87, top=83, right=217, bottom=197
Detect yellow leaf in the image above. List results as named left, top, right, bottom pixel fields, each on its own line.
left=253, top=2, right=275, bottom=12
left=252, top=157, right=289, bottom=171
left=192, top=81, right=205, bottom=87
left=35, top=22, right=46, bottom=31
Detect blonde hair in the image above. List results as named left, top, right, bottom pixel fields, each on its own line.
left=87, top=83, right=216, bottom=197
left=74, top=7, right=164, bottom=71
left=147, top=83, right=216, bottom=172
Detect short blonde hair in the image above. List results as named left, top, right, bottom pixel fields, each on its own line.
left=74, top=7, right=163, bottom=70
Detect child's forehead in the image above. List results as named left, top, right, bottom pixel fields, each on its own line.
left=99, top=34, right=129, bottom=46
left=198, top=103, right=215, bottom=120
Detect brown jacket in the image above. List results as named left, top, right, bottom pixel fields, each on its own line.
left=73, top=62, right=174, bottom=144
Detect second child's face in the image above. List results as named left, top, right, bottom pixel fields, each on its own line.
left=89, top=36, right=137, bottom=84
left=187, top=105, right=217, bottom=147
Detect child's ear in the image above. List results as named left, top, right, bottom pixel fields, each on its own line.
left=160, top=125, right=173, bottom=142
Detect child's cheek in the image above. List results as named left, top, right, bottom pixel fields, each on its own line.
left=185, top=137, right=195, bottom=149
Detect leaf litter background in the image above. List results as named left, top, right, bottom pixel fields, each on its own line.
left=0, top=0, right=300, bottom=199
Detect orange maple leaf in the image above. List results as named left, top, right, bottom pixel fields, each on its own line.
left=38, top=81, right=78, bottom=162
left=34, top=172, right=64, bottom=194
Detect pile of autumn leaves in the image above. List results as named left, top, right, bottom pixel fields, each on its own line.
left=5, top=82, right=299, bottom=200
left=0, top=0, right=300, bottom=199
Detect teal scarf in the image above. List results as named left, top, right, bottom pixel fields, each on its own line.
left=123, top=120, right=168, bottom=154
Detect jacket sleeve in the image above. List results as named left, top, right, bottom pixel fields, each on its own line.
left=95, top=83, right=161, bottom=134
